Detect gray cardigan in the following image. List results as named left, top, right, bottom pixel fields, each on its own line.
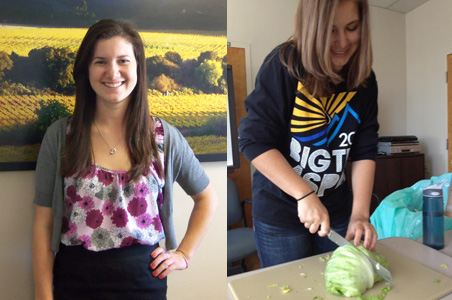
left=34, top=117, right=210, bottom=252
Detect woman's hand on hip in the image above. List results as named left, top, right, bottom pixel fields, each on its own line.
left=297, top=194, right=330, bottom=236
left=150, top=246, right=189, bottom=279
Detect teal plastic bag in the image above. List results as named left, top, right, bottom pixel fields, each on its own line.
left=370, top=173, right=452, bottom=240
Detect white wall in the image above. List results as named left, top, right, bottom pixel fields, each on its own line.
left=370, top=7, right=407, bottom=136
left=168, top=162, right=227, bottom=300
left=0, top=171, right=35, bottom=300
left=227, top=0, right=299, bottom=89
left=406, top=0, right=452, bottom=176
left=0, top=162, right=226, bottom=300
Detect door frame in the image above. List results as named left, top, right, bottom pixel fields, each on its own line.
left=448, top=54, right=452, bottom=171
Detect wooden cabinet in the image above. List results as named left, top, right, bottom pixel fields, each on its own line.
left=373, top=153, right=424, bottom=200
left=347, top=153, right=425, bottom=213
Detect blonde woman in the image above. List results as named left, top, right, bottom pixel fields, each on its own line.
left=239, top=0, right=378, bottom=267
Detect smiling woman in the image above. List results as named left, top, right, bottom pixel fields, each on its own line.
left=88, top=36, right=138, bottom=106
left=32, top=19, right=218, bottom=300
left=330, top=0, right=361, bottom=73
left=238, top=0, right=379, bottom=268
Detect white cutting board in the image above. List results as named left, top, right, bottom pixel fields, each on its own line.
left=228, top=243, right=452, bottom=300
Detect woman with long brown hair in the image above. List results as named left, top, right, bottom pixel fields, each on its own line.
left=32, top=19, right=217, bottom=299
left=239, top=0, right=379, bottom=267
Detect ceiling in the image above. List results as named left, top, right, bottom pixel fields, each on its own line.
left=368, top=0, right=431, bottom=13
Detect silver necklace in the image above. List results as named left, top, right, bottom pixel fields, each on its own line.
left=94, top=121, right=121, bottom=155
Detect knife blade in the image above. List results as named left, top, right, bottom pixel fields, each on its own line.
left=327, top=229, right=393, bottom=284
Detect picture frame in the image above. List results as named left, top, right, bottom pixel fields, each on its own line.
left=0, top=1, right=226, bottom=171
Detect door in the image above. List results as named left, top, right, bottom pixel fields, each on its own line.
left=448, top=54, right=452, bottom=171
left=227, top=46, right=252, bottom=224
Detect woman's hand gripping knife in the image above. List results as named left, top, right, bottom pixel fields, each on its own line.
left=252, top=149, right=331, bottom=236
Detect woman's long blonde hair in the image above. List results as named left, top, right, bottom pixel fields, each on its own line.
left=279, top=0, right=372, bottom=97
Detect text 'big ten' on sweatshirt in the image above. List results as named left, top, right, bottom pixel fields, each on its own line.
left=238, top=45, right=379, bottom=230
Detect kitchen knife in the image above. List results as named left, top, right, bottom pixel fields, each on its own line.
left=327, top=229, right=393, bottom=284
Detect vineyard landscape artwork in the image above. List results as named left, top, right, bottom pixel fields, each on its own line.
left=0, top=0, right=227, bottom=170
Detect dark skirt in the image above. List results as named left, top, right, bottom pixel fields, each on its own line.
left=53, top=243, right=167, bottom=300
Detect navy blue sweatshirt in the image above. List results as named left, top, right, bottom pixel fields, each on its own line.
left=238, top=45, right=379, bottom=229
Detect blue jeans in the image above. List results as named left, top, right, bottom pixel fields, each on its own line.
left=253, top=219, right=349, bottom=268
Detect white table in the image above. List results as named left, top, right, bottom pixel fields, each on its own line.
left=227, top=237, right=452, bottom=300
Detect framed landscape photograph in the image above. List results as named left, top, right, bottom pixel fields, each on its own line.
left=0, top=0, right=227, bottom=171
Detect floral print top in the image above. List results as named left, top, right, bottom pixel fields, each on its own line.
left=61, top=117, right=165, bottom=251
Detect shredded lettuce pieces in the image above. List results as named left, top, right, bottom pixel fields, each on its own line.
left=280, top=285, right=291, bottom=294
left=325, top=243, right=389, bottom=297
left=357, top=286, right=391, bottom=300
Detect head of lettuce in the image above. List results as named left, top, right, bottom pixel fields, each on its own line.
left=325, top=243, right=389, bottom=297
